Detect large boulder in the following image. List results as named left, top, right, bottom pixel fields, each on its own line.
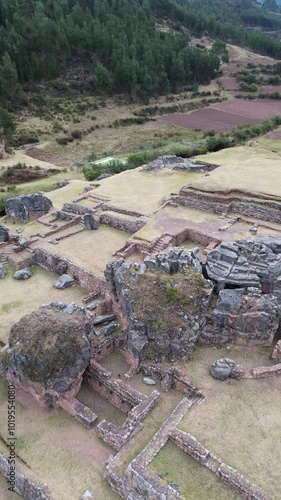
left=53, top=274, right=74, bottom=289
left=5, top=193, right=53, bottom=221
left=13, top=268, right=32, bottom=280
left=210, top=358, right=244, bottom=381
left=0, top=224, right=9, bottom=242
left=105, top=248, right=211, bottom=362
left=7, top=303, right=92, bottom=407
left=0, top=264, right=7, bottom=279
left=84, top=213, right=99, bottom=230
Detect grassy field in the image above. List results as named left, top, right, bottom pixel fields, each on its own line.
left=191, top=137, right=281, bottom=199
left=177, top=345, right=281, bottom=498
left=88, top=167, right=200, bottom=215
left=0, top=266, right=87, bottom=344
left=0, top=378, right=118, bottom=500
left=44, top=226, right=130, bottom=276
left=150, top=440, right=240, bottom=499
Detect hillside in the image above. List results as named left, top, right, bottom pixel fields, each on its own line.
left=1, top=0, right=281, bottom=113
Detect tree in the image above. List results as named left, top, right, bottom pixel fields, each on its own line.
left=0, top=107, right=16, bottom=137
left=0, top=53, right=19, bottom=107
left=95, top=62, right=113, bottom=91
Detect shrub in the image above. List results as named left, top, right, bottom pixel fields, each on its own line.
left=71, top=129, right=82, bottom=140
left=9, top=128, right=39, bottom=147
left=206, top=136, right=233, bottom=152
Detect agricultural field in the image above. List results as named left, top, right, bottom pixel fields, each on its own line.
left=158, top=99, right=281, bottom=132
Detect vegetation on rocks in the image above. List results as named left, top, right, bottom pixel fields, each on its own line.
left=8, top=309, right=90, bottom=384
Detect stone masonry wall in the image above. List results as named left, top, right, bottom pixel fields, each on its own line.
left=0, top=453, right=53, bottom=500
left=35, top=248, right=106, bottom=293
left=175, top=189, right=281, bottom=224
left=100, top=213, right=146, bottom=234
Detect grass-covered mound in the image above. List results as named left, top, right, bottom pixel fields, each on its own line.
left=8, top=308, right=91, bottom=388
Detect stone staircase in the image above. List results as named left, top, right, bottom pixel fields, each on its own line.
left=150, top=234, right=173, bottom=254
left=0, top=252, right=9, bottom=265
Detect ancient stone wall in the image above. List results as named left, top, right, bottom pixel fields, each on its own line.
left=176, top=189, right=281, bottom=224
left=0, top=453, right=53, bottom=500
left=96, top=389, right=160, bottom=450
left=86, top=360, right=160, bottom=450
left=91, top=334, right=126, bottom=361
left=170, top=228, right=220, bottom=248
left=251, top=363, right=281, bottom=378
left=100, top=213, right=146, bottom=234
left=272, top=340, right=281, bottom=362
left=8, top=253, right=36, bottom=270
left=138, top=364, right=204, bottom=399
left=63, top=203, right=93, bottom=215
left=59, top=398, right=97, bottom=428
left=34, top=248, right=106, bottom=292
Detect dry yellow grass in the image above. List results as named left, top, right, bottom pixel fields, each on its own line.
left=150, top=441, right=240, bottom=499
left=191, top=138, right=281, bottom=199
left=46, top=179, right=91, bottom=209
left=44, top=226, right=129, bottom=276
left=92, top=168, right=199, bottom=214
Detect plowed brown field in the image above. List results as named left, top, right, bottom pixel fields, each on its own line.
left=158, top=99, right=281, bottom=132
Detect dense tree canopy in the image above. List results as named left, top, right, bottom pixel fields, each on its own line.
left=1, top=0, right=281, bottom=108
left=0, top=0, right=221, bottom=107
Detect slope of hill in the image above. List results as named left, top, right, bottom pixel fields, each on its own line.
left=1, top=0, right=281, bottom=112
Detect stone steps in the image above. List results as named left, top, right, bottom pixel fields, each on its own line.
left=150, top=234, right=173, bottom=254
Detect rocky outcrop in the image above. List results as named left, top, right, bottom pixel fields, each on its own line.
left=0, top=224, right=9, bottom=242
left=210, top=358, right=244, bottom=380
left=105, top=248, right=211, bottom=362
left=202, top=288, right=279, bottom=346
left=6, top=303, right=92, bottom=407
left=206, top=237, right=281, bottom=294
left=141, top=155, right=217, bottom=173
left=5, top=193, right=53, bottom=221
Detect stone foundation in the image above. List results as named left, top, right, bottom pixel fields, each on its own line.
left=105, top=397, right=271, bottom=499
left=35, top=248, right=106, bottom=292
left=59, top=398, right=97, bottom=428
left=175, top=188, right=281, bottom=224
left=86, top=360, right=160, bottom=450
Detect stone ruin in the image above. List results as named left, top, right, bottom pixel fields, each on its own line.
left=1, top=235, right=281, bottom=498
left=5, top=193, right=53, bottom=221
left=105, top=241, right=281, bottom=364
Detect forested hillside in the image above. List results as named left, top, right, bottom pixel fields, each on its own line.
left=0, top=0, right=221, bottom=108
left=1, top=0, right=281, bottom=110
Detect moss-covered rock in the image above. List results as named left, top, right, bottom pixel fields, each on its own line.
left=8, top=303, right=91, bottom=398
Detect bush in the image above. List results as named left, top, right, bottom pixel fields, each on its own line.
left=71, top=129, right=83, bottom=140
left=9, top=128, right=39, bottom=147
left=0, top=197, right=5, bottom=215
left=206, top=136, right=233, bottom=152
